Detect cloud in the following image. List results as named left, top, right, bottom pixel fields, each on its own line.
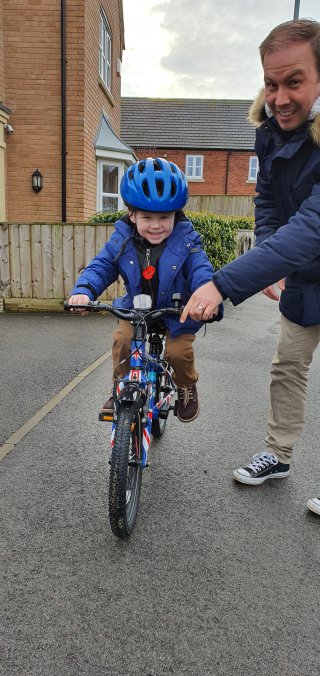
left=155, top=0, right=320, bottom=97
left=122, top=0, right=175, bottom=97
left=122, top=0, right=320, bottom=98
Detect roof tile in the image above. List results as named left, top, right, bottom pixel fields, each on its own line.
left=121, top=97, right=255, bottom=150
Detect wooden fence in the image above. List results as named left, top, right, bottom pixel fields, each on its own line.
left=188, top=195, right=254, bottom=217
left=0, top=222, right=255, bottom=312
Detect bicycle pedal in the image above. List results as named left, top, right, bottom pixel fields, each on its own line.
left=159, top=410, right=169, bottom=419
left=99, top=412, right=113, bottom=422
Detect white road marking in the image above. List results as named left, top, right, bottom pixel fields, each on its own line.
left=0, top=349, right=112, bottom=461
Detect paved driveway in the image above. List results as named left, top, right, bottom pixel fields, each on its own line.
left=1, top=296, right=320, bottom=676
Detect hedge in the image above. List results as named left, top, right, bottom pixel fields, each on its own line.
left=89, top=210, right=255, bottom=270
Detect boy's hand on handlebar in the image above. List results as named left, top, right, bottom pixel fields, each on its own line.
left=180, top=281, right=222, bottom=323
left=68, top=294, right=91, bottom=314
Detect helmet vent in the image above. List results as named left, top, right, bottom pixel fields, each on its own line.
left=154, top=159, right=162, bottom=171
left=171, top=181, right=177, bottom=198
left=142, top=179, right=150, bottom=197
left=156, top=179, right=164, bottom=197
left=138, top=161, right=146, bottom=173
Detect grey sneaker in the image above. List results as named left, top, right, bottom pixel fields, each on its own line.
left=233, top=451, right=290, bottom=485
left=307, top=498, right=320, bottom=515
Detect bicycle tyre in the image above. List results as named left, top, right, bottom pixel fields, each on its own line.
left=151, top=370, right=172, bottom=438
left=109, top=402, right=143, bottom=538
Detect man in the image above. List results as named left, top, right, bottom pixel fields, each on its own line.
left=180, top=18, right=320, bottom=516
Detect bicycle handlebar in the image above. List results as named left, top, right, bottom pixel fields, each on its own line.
left=63, top=300, right=182, bottom=322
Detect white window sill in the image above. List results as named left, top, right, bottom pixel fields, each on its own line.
left=186, top=178, right=205, bottom=182
left=246, top=179, right=257, bottom=184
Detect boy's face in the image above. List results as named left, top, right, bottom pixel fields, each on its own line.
left=130, top=210, right=175, bottom=244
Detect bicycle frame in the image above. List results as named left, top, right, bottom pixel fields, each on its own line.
left=64, top=296, right=181, bottom=468
left=111, top=330, right=176, bottom=469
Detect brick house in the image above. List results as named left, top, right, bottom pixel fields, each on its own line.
left=0, top=0, right=135, bottom=223
left=121, top=97, right=257, bottom=200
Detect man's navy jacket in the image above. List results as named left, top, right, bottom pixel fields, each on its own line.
left=214, top=89, right=320, bottom=326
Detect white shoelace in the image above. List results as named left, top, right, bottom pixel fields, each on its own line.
left=178, top=386, right=194, bottom=407
left=246, top=452, right=278, bottom=474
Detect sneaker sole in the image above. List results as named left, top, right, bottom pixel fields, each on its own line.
left=233, top=469, right=290, bottom=485
left=307, top=499, right=320, bottom=516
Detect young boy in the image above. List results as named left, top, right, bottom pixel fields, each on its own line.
left=68, top=157, right=223, bottom=422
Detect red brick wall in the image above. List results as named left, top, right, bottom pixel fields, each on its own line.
left=0, top=0, right=5, bottom=101
left=134, top=147, right=256, bottom=197
left=3, top=0, right=123, bottom=223
left=3, top=0, right=62, bottom=222
left=83, top=0, right=123, bottom=220
left=227, top=151, right=256, bottom=195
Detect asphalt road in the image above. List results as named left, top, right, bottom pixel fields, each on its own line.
left=1, top=295, right=320, bottom=676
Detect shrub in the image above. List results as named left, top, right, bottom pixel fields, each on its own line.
left=89, top=210, right=127, bottom=224
left=185, top=212, right=237, bottom=269
left=88, top=210, right=254, bottom=270
left=228, top=216, right=255, bottom=230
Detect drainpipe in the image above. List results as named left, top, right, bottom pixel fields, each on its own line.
left=224, top=150, right=231, bottom=195
left=61, top=0, right=67, bottom=222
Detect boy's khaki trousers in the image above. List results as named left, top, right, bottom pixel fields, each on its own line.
left=112, top=320, right=198, bottom=387
left=266, top=314, right=320, bottom=464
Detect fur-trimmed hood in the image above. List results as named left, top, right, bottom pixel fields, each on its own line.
left=248, top=88, right=320, bottom=147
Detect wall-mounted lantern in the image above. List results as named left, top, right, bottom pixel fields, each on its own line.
left=32, top=169, right=43, bottom=193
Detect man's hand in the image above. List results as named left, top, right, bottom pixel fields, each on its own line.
left=68, top=294, right=91, bottom=314
left=180, top=281, right=223, bottom=323
left=262, top=279, right=285, bottom=301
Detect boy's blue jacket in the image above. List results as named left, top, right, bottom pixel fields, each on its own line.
left=213, top=90, right=320, bottom=327
left=72, top=215, right=223, bottom=337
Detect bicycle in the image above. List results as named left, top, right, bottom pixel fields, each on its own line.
left=64, top=293, right=182, bottom=539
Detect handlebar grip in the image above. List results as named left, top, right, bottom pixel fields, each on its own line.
left=164, top=308, right=182, bottom=316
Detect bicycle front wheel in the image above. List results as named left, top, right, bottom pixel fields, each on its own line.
left=109, top=402, right=143, bottom=538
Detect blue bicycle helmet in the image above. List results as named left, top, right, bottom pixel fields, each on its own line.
left=120, top=157, right=188, bottom=212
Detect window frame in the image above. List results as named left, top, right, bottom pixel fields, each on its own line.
left=185, top=154, right=204, bottom=180
left=99, top=9, right=112, bottom=92
left=248, top=155, right=259, bottom=182
left=97, top=160, right=126, bottom=213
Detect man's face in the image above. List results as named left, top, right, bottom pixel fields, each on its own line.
left=263, top=41, right=320, bottom=131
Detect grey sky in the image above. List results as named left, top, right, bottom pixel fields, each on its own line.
left=121, top=0, right=320, bottom=99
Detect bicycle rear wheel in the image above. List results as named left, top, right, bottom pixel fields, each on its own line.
left=151, top=370, right=172, bottom=438
left=109, top=401, right=143, bottom=538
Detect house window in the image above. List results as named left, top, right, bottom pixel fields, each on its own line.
left=98, top=161, right=125, bottom=212
left=99, top=10, right=112, bottom=91
left=185, top=155, right=203, bottom=180
left=248, top=156, right=259, bottom=182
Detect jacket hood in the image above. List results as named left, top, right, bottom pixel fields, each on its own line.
left=248, top=88, right=320, bottom=147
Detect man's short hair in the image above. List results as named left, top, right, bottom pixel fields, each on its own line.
left=260, top=19, right=320, bottom=74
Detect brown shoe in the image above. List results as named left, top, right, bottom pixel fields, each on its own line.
left=176, top=384, right=199, bottom=422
